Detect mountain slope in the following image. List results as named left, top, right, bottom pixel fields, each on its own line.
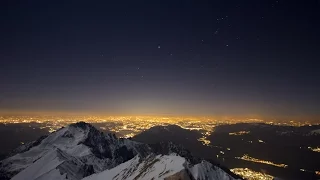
left=0, top=122, right=150, bottom=180
left=12, top=148, right=93, bottom=180
left=83, top=154, right=239, bottom=180
left=1, top=122, right=240, bottom=180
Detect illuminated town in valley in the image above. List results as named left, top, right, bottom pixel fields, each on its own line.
left=235, top=154, right=288, bottom=168
left=308, top=147, right=320, bottom=153
left=0, top=115, right=318, bottom=136
left=0, top=115, right=319, bottom=179
left=228, top=131, right=250, bottom=136
left=0, top=115, right=266, bottom=137
left=230, top=168, right=274, bottom=180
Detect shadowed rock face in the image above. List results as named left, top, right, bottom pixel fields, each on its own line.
left=164, top=170, right=193, bottom=180
left=149, top=141, right=200, bottom=164
left=114, top=145, right=134, bottom=162
left=72, top=122, right=149, bottom=162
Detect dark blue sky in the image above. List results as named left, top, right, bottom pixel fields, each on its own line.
left=1, top=0, right=320, bottom=120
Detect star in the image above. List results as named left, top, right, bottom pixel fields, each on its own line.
left=214, top=28, right=219, bottom=35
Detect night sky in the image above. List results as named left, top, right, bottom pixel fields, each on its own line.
left=1, top=0, right=320, bottom=120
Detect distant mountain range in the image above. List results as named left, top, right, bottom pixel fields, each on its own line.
left=0, top=122, right=240, bottom=180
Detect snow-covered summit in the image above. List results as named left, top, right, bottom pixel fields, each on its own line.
left=11, top=148, right=93, bottom=180
left=83, top=154, right=240, bottom=180
left=1, top=122, right=240, bottom=180
left=0, top=122, right=150, bottom=180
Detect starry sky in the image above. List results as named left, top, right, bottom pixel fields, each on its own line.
left=0, top=0, right=320, bottom=120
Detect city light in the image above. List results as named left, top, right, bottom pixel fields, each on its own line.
left=308, top=147, right=320, bottom=153
left=0, top=115, right=265, bottom=138
left=229, top=131, right=250, bottom=136
left=231, top=168, right=274, bottom=180
left=0, top=115, right=319, bottom=180
left=236, top=154, right=288, bottom=168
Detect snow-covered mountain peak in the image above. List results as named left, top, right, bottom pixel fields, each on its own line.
left=83, top=154, right=188, bottom=180
left=83, top=154, right=240, bottom=180
left=1, top=122, right=240, bottom=180
left=11, top=148, right=93, bottom=180
left=69, top=121, right=95, bottom=130
left=0, top=122, right=151, bottom=180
